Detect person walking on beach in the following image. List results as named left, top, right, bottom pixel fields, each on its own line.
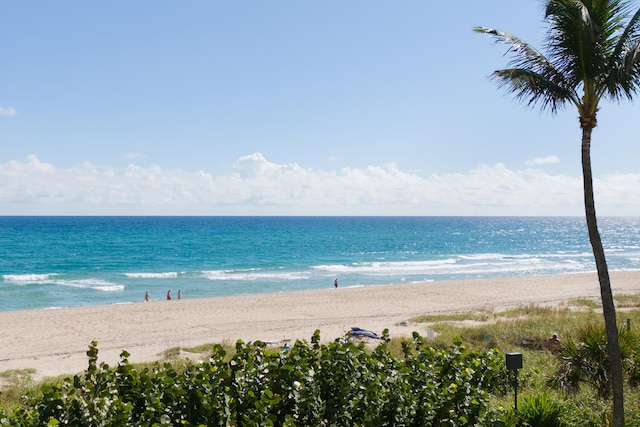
left=167, top=290, right=171, bottom=300
left=144, top=291, right=149, bottom=302
left=334, top=278, right=338, bottom=289
left=178, top=290, right=181, bottom=300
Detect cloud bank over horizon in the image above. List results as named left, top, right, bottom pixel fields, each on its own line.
left=1, top=153, right=638, bottom=216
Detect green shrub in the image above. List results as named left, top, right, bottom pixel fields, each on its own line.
left=0, top=334, right=508, bottom=426
left=516, top=393, right=567, bottom=427
left=553, top=323, right=640, bottom=398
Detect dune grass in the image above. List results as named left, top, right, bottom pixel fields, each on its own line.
left=402, top=297, right=640, bottom=424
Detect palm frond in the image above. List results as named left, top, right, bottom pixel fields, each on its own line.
left=476, top=0, right=640, bottom=118
left=605, top=4, right=640, bottom=99
left=474, top=26, right=578, bottom=111
left=605, top=39, right=640, bottom=99
left=492, top=68, right=576, bottom=112
left=473, top=27, right=552, bottom=72
left=611, top=1, right=640, bottom=59
left=473, top=27, right=543, bottom=63
left=545, top=0, right=607, bottom=86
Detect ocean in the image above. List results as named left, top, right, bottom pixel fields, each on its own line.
left=1, top=216, right=639, bottom=312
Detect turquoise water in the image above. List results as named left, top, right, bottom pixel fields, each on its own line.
left=1, top=216, right=639, bottom=312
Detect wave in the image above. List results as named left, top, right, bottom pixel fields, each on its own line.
left=314, top=258, right=457, bottom=273
left=51, top=279, right=124, bottom=292
left=458, top=253, right=515, bottom=261
left=202, top=269, right=309, bottom=281
left=2, top=274, right=124, bottom=292
left=311, top=255, right=594, bottom=278
left=314, top=259, right=481, bottom=275
left=2, top=273, right=59, bottom=283
left=124, top=272, right=180, bottom=279
left=459, top=252, right=595, bottom=260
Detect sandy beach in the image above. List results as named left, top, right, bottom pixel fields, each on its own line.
left=1, top=270, right=640, bottom=383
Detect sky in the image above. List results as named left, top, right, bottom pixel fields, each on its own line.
left=1, top=1, right=639, bottom=216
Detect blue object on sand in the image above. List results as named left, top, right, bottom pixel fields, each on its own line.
left=350, top=327, right=381, bottom=340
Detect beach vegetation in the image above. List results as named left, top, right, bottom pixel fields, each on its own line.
left=475, top=1, right=640, bottom=425
left=511, top=392, right=568, bottom=427
left=410, top=310, right=492, bottom=323
left=497, top=304, right=570, bottom=319
left=161, top=346, right=183, bottom=358
left=183, top=340, right=235, bottom=356
left=0, top=334, right=507, bottom=426
left=403, top=304, right=640, bottom=424
left=614, top=293, right=640, bottom=308
left=0, top=368, right=35, bottom=383
left=571, top=297, right=601, bottom=310
left=412, top=303, right=597, bottom=349
left=552, top=322, right=640, bottom=398
left=0, top=369, right=35, bottom=414
left=4, top=306, right=640, bottom=424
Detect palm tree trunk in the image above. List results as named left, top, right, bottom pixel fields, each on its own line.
left=581, top=126, right=625, bottom=426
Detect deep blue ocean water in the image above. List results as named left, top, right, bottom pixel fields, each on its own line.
left=1, top=216, right=639, bottom=312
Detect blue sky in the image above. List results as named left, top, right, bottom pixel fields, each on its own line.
left=1, top=1, right=638, bottom=215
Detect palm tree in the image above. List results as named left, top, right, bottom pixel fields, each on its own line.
left=475, top=1, right=640, bottom=425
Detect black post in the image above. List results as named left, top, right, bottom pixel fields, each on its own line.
left=506, top=352, right=522, bottom=411
left=513, top=369, right=519, bottom=411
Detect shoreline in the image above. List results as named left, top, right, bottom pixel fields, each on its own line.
left=2, top=270, right=640, bottom=383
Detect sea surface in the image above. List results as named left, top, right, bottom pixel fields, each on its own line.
left=1, top=216, right=639, bottom=312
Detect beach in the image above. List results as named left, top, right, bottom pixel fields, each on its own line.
left=2, top=271, right=640, bottom=383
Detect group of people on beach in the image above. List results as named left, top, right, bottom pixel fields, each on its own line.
left=144, top=279, right=340, bottom=302
left=144, top=290, right=181, bottom=302
left=144, top=278, right=338, bottom=302
left=145, top=280, right=339, bottom=302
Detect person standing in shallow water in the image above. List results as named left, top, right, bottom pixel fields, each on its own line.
left=167, top=290, right=171, bottom=300
left=334, top=278, right=338, bottom=289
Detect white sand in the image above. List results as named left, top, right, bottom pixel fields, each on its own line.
left=1, top=271, right=639, bottom=383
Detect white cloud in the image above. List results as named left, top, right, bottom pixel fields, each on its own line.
left=0, top=153, right=637, bottom=216
left=0, top=105, right=17, bottom=117
left=125, top=152, right=145, bottom=160
left=526, top=156, right=560, bottom=166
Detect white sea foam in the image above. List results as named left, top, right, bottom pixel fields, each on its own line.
left=51, top=279, right=125, bottom=292
left=460, top=252, right=593, bottom=261
left=202, top=270, right=309, bottom=281
left=458, top=253, right=512, bottom=261
left=2, top=273, right=58, bottom=283
left=311, top=255, right=592, bottom=278
left=314, top=259, right=469, bottom=276
left=543, top=252, right=594, bottom=259
left=314, top=259, right=458, bottom=274
left=124, top=272, right=180, bottom=279
left=2, top=274, right=125, bottom=292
